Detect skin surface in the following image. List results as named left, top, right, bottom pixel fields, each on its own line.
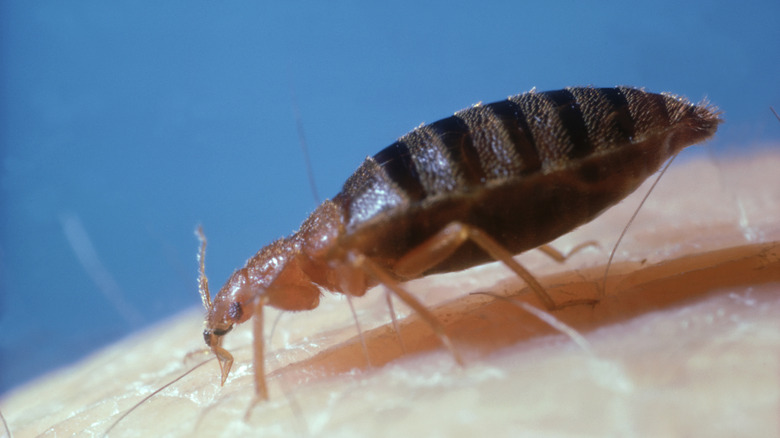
left=1, top=149, right=779, bottom=437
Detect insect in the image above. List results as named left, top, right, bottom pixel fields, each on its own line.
left=197, top=86, right=721, bottom=402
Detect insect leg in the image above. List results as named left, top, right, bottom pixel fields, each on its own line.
left=393, top=221, right=573, bottom=311
left=252, top=297, right=269, bottom=402
left=346, top=293, right=373, bottom=367
left=242, top=297, right=269, bottom=421
left=348, top=251, right=464, bottom=366
left=536, top=242, right=598, bottom=263
left=385, top=290, right=408, bottom=353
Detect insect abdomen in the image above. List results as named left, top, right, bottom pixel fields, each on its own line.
left=334, top=86, right=720, bottom=274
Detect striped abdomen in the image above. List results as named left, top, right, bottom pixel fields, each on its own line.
left=333, top=86, right=720, bottom=276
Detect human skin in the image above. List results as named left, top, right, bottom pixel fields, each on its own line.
left=1, top=149, right=779, bottom=438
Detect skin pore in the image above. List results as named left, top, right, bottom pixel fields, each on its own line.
left=1, top=149, right=779, bottom=437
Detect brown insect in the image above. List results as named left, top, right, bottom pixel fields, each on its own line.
left=197, top=86, right=721, bottom=402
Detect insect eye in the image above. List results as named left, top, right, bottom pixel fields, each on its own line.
left=212, top=326, right=232, bottom=337
left=228, top=302, right=243, bottom=321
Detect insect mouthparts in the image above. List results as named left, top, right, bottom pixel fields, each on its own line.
left=203, top=326, right=232, bottom=346
left=213, top=327, right=232, bottom=336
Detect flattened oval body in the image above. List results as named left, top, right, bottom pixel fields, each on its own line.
left=196, top=85, right=721, bottom=404
left=332, top=86, right=720, bottom=276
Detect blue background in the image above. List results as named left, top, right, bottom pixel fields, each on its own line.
left=1, top=1, right=779, bottom=394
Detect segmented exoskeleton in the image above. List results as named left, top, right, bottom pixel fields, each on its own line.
left=197, top=86, right=721, bottom=400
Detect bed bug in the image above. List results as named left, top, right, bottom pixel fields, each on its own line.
left=197, top=86, right=721, bottom=401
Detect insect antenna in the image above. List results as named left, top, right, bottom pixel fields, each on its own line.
left=101, top=358, right=213, bottom=437
left=600, top=154, right=679, bottom=297
left=196, top=225, right=212, bottom=311
left=771, top=106, right=780, bottom=122
left=104, top=228, right=218, bottom=436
